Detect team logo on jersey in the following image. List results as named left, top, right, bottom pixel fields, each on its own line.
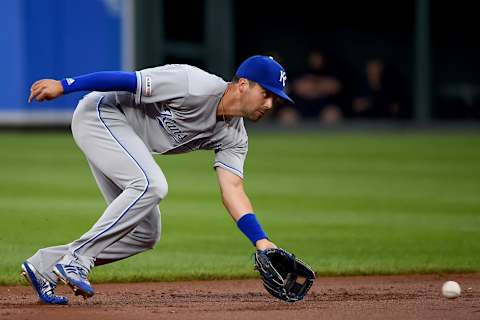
left=279, top=70, right=287, bottom=87
left=157, top=108, right=187, bottom=143
left=66, top=78, right=75, bottom=86
left=145, top=76, right=152, bottom=96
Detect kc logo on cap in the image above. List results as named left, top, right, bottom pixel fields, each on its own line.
left=279, top=70, right=287, bottom=87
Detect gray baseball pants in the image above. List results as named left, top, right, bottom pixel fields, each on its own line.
left=28, top=93, right=168, bottom=283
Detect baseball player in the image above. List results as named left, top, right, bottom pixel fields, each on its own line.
left=21, top=55, right=294, bottom=304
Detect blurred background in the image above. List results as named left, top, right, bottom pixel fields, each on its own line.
left=1, top=0, right=479, bottom=127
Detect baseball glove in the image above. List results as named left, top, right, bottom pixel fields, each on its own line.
left=254, top=248, right=315, bottom=302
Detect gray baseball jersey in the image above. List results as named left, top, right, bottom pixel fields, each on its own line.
left=116, top=64, right=248, bottom=178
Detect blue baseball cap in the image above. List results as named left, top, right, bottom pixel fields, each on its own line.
left=235, top=55, right=294, bottom=103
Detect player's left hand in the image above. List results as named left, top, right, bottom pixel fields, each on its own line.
left=254, top=248, right=316, bottom=302
left=28, top=79, right=64, bottom=103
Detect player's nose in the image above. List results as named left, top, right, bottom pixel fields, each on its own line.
left=264, top=98, right=273, bottom=110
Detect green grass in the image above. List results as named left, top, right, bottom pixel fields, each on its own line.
left=1, top=131, right=480, bottom=284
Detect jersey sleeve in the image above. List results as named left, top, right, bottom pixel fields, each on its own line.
left=135, top=65, right=188, bottom=105
left=213, top=143, right=248, bottom=179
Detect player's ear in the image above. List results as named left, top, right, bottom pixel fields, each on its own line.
left=237, top=78, right=250, bottom=94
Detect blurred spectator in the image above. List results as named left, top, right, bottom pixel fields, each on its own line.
left=352, top=59, right=408, bottom=119
left=276, top=49, right=344, bottom=125
left=435, top=83, right=480, bottom=119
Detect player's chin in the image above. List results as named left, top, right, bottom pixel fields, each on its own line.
left=248, top=111, right=264, bottom=122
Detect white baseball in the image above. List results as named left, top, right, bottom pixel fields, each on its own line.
left=442, top=281, right=461, bottom=298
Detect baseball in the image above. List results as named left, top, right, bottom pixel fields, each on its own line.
left=442, top=281, right=461, bottom=298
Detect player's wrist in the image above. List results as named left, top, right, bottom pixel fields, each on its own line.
left=236, top=213, right=268, bottom=246
left=255, top=239, right=277, bottom=251
left=56, top=80, right=65, bottom=93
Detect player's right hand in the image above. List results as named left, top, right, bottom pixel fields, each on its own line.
left=28, top=79, right=64, bottom=103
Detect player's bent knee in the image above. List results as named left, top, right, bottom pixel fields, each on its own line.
left=128, top=177, right=149, bottom=193
left=126, top=174, right=167, bottom=202
left=147, top=177, right=168, bottom=201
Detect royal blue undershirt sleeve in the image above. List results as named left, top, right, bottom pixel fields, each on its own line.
left=60, top=71, right=137, bottom=94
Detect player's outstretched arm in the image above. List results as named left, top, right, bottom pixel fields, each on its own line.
left=28, top=79, right=64, bottom=103
left=28, top=71, right=137, bottom=103
left=216, top=167, right=277, bottom=250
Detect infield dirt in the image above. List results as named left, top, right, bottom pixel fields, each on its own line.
left=1, top=274, right=479, bottom=320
